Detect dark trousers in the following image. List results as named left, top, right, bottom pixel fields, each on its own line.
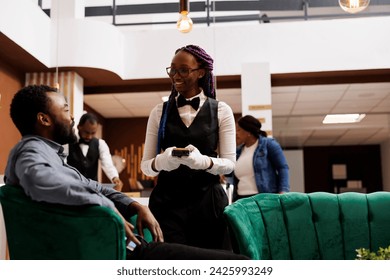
left=126, top=239, right=249, bottom=260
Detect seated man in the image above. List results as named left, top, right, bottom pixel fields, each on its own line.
left=4, top=85, right=248, bottom=260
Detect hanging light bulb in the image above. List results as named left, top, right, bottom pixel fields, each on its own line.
left=177, top=0, right=193, bottom=33
left=339, top=0, right=370, bottom=14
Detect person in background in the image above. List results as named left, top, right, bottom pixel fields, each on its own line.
left=67, top=112, right=124, bottom=191
left=141, top=45, right=236, bottom=250
left=232, top=115, right=290, bottom=201
left=4, top=84, right=249, bottom=260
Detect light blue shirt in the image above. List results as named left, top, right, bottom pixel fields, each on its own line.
left=5, top=136, right=134, bottom=215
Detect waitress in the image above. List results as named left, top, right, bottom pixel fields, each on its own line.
left=141, top=45, right=236, bottom=250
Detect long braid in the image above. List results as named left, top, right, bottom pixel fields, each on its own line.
left=156, top=86, right=177, bottom=154
left=157, top=45, right=215, bottom=153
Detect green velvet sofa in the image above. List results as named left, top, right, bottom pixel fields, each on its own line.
left=0, top=184, right=151, bottom=260
left=223, top=191, right=390, bottom=260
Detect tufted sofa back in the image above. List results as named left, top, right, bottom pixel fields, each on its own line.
left=0, top=184, right=127, bottom=260
left=224, top=191, right=390, bottom=260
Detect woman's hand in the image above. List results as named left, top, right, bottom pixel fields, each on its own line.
left=153, top=147, right=181, bottom=172
left=179, top=144, right=213, bottom=170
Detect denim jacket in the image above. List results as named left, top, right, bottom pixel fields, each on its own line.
left=233, top=136, right=290, bottom=196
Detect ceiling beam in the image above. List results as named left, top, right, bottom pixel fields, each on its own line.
left=83, top=69, right=390, bottom=95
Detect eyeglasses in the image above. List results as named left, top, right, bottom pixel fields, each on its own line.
left=166, top=67, right=200, bottom=77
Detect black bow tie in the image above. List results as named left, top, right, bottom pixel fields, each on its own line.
left=177, top=95, right=200, bottom=110
left=79, top=138, right=90, bottom=145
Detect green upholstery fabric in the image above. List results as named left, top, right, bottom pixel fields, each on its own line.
left=224, top=191, right=390, bottom=260
left=0, top=184, right=128, bottom=260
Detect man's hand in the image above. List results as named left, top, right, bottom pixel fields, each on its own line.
left=112, top=177, right=123, bottom=191
left=113, top=208, right=141, bottom=246
left=128, top=202, right=164, bottom=242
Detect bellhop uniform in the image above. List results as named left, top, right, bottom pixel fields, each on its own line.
left=67, top=137, right=120, bottom=184
left=148, top=97, right=229, bottom=250
left=67, top=138, right=100, bottom=180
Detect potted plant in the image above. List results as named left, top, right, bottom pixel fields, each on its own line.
left=356, top=246, right=390, bottom=260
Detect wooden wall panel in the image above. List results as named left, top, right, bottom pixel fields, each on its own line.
left=103, top=117, right=152, bottom=192
left=0, top=60, right=24, bottom=174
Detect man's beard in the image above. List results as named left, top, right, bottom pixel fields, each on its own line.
left=53, top=118, right=77, bottom=145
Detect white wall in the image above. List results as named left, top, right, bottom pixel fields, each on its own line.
left=284, top=150, right=305, bottom=193
left=123, top=17, right=390, bottom=79
left=0, top=0, right=51, bottom=66
left=2, top=0, right=390, bottom=80
left=56, top=19, right=125, bottom=76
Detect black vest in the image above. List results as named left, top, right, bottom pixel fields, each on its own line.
left=67, top=138, right=99, bottom=180
left=155, top=98, right=220, bottom=200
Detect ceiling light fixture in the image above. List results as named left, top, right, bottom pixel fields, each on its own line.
left=339, top=0, right=370, bottom=14
left=323, top=113, right=366, bottom=124
left=177, top=0, right=193, bottom=33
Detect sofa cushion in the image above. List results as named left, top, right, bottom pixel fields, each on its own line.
left=224, top=191, right=390, bottom=260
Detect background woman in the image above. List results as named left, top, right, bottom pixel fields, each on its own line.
left=232, top=115, right=290, bottom=201
left=141, top=45, right=236, bottom=250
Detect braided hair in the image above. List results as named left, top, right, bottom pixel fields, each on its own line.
left=157, top=45, right=215, bottom=153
